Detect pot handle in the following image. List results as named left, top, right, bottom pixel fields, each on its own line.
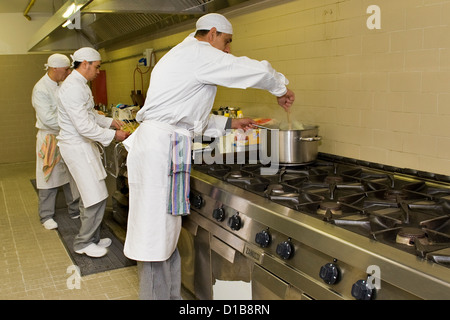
left=298, top=136, right=322, bottom=142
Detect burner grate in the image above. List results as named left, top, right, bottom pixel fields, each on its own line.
left=193, top=160, right=450, bottom=267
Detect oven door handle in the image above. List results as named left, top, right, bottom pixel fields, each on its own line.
left=252, top=264, right=290, bottom=299
left=211, top=236, right=237, bottom=264
left=182, top=218, right=199, bottom=236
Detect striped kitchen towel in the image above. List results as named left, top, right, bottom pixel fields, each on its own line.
left=167, top=131, right=192, bottom=216
left=38, top=134, right=61, bottom=182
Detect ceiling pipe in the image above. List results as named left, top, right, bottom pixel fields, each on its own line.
left=24, top=0, right=37, bottom=21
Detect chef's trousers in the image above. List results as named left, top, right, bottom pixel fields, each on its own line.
left=73, top=198, right=107, bottom=251
left=38, top=183, right=80, bottom=223
left=137, top=248, right=182, bottom=300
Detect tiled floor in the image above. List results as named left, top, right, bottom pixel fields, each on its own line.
left=0, top=161, right=139, bottom=300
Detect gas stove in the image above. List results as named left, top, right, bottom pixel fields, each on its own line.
left=193, top=157, right=450, bottom=267
left=186, top=153, right=450, bottom=300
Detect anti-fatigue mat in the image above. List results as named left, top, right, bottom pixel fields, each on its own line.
left=31, top=180, right=135, bottom=276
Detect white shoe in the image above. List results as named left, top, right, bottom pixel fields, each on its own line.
left=43, top=219, right=58, bottom=230
left=97, top=238, right=112, bottom=248
left=75, top=243, right=108, bottom=258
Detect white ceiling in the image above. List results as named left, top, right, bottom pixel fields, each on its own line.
left=0, top=0, right=64, bottom=14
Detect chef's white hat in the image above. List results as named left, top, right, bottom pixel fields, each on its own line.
left=71, top=47, right=102, bottom=64
left=45, top=53, right=70, bottom=70
left=196, top=13, right=233, bottom=34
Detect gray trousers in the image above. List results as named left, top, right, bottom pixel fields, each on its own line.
left=137, top=248, right=182, bottom=300
left=38, top=183, right=80, bottom=223
left=73, top=198, right=107, bottom=251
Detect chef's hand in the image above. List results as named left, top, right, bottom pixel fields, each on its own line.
left=114, top=129, right=130, bottom=142
left=277, top=89, right=295, bottom=111
left=111, top=119, right=124, bottom=130
left=231, top=118, right=256, bottom=131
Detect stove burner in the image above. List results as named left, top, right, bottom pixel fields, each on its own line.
left=228, top=171, right=243, bottom=178
left=270, top=192, right=301, bottom=199
left=396, top=227, right=426, bottom=246
left=317, top=201, right=343, bottom=215
left=324, top=175, right=344, bottom=184
left=384, top=189, right=408, bottom=201
left=268, top=184, right=286, bottom=194
left=193, top=160, right=450, bottom=269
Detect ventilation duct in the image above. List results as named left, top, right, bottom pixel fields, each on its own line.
left=28, top=0, right=255, bottom=52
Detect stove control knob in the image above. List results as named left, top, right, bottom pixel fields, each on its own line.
left=319, top=263, right=340, bottom=285
left=255, top=230, right=271, bottom=248
left=276, top=239, right=294, bottom=260
left=212, top=207, right=225, bottom=222
left=228, top=213, right=241, bottom=231
left=191, top=194, right=204, bottom=209
left=351, top=280, right=374, bottom=300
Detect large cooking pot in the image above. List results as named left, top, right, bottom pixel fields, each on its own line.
left=259, top=124, right=322, bottom=165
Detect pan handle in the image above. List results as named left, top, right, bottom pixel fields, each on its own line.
left=298, top=136, right=322, bottom=142
left=252, top=124, right=273, bottom=130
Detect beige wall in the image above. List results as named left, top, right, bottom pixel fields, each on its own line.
left=0, top=54, right=48, bottom=164
left=0, top=12, right=54, bottom=165
left=0, top=13, right=50, bottom=54
left=6, top=0, right=450, bottom=176
left=103, top=0, right=450, bottom=176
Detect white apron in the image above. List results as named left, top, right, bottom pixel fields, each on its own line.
left=58, top=140, right=107, bottom=208
left=123, top=120, right=191, bottom=262
left=35, top=129, right=70, bottom=189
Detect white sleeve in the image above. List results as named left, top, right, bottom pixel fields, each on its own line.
left=58, top=84, right=115, bottom=146
left=93, top=111, right=114, bottom=128
left=202, top=114, right=229, bottom=137
left=32, top=86, right=59, bottom=130
left=195, top=47, right=289, bottom=97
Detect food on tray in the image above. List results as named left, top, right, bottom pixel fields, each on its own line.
left=120, top=120, right=139, bottom=133
left=253, top=118, right=273, bottom=125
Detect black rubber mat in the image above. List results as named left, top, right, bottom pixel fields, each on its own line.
left=31, top=180, right=136, bottom=276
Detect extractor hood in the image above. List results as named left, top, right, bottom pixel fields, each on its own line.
left=27, top=0, right=255, bottom=52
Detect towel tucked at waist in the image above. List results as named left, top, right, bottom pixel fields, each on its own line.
left=38, top=134, right=61, bottom=182
left=167, top=131, right=192, bottom=216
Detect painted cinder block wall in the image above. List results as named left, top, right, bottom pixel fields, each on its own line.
left=104, top=0, right=450, bottom=176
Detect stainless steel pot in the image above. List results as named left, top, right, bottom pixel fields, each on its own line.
left=259, top=125, right=322, bottom=165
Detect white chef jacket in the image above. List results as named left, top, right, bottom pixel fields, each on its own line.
left=57, top=70, right=115, bottom=207
left=124, top=34, right=289, bottom=262
left=137, top=34, right=288, bottom=131
left=32, top=73, right=70, bottom=189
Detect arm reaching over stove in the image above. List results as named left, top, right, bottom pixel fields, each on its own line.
left=277, top=88, right=295, bottom=111
left=231, top=118, right=256, bottom=131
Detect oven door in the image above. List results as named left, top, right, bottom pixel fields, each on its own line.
left=251, top=264, right=311, bottom=300
left=180, top=214, right=254, bottom=300
left=210, top=236, right=253, bottom=299
left=181, top=211, right=314, bottom=300
left=179, top=218, right=213, bottom=300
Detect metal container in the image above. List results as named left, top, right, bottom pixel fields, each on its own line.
left=260, top=125, right=321, bottom=165
left=212, top=106, right=241, bottom=117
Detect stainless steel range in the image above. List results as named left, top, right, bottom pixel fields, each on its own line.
left=184, top=153, right=450, bottom=300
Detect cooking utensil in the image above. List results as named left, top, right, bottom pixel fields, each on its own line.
left=259, top=125, right=322, bottom=165
left=287, top=109, right=292, bottom=130
left=253, top=124, right=273, bottom=130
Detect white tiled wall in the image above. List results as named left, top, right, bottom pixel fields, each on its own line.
left=103, top=0, right=450, bottom=175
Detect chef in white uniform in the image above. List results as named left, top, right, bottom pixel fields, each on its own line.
left=57, top=47, right=130, bottom=258
left=32, top=54, right=80, bottom=230
left=123, top=13, right=295, bottom=299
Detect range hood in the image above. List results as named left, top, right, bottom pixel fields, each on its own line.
left=28, top=0, right=256, bottom=52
